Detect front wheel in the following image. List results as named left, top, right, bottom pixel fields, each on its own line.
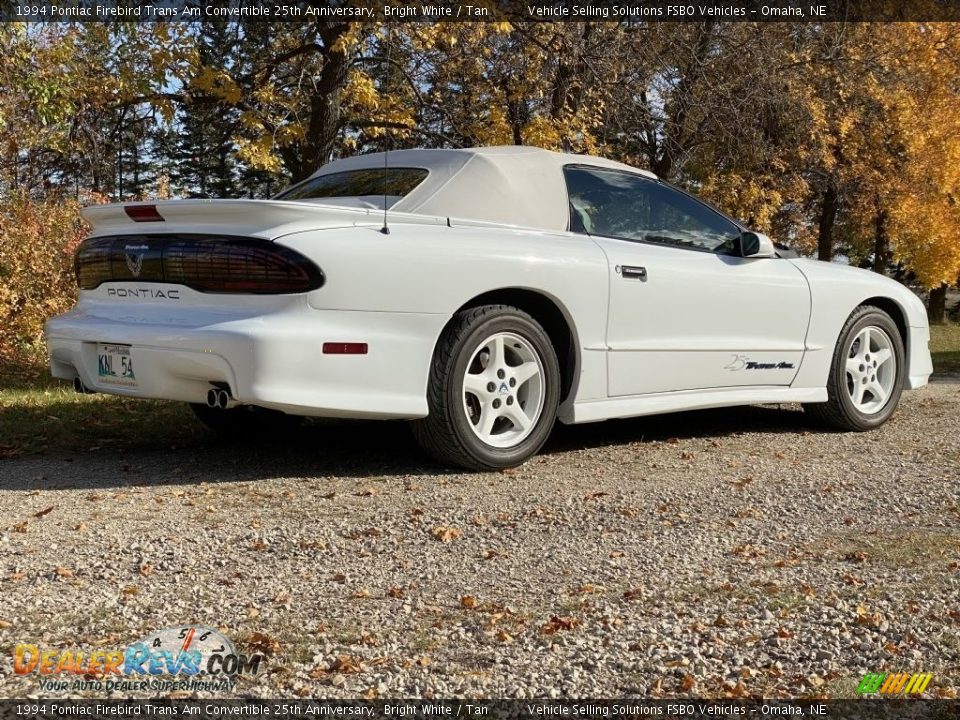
left=411, top=305, right=560, bottom=470
left=804, top=305, right=905, bottom=431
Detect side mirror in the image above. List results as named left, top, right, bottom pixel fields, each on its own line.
left=738, top=231, right=777, bottom=258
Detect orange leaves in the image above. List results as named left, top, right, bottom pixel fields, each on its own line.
left=431, top=526, right=462, bottom=543
left=540, top=615, right=579, bottom=635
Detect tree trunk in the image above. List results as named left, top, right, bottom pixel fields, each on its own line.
left=281, top=24, right=354, bottom=182
left=871, top=206, right=889, bottom=274
left=928, top=283, right=948, bottom=324
left=816, top=185, right=838, bottom=262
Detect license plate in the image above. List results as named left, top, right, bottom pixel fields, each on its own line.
left=97, top=344, right=138, bottom=387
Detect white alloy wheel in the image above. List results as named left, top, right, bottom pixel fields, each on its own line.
left=462, top=332, right=546, bottom=448
left=844, top=325, right=896, bottom=415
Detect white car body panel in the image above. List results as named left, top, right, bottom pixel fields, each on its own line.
left=46, top=147, right=932, bottom=428
left=593, top=236, right=811, bottom=396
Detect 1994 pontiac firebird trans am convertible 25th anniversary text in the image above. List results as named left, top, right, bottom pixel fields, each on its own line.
left=45, top=146, right=933, bottom=470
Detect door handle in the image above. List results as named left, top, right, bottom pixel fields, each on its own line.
left=618, top=265, right=647, bottom=281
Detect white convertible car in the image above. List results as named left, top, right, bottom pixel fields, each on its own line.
left=46, top=146, right=932, bottom=470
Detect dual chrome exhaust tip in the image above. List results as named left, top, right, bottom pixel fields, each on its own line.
left=206, top=388, right=232, bottom=410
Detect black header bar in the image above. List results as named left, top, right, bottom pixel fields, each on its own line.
left=1, top=699, right=958, bottom=718
left=3, top=0, right=960, bottom=23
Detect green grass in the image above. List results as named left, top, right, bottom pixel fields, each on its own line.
left=930, top=322, right=960, bottom=374
left=0, top=356, right=197, bottom=458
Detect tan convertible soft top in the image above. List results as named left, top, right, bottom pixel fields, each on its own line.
left=306, top=146, right=657, bottom=232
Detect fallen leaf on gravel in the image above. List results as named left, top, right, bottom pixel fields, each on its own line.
left=331, top=655, right=362, bottom=673
left=332, top=573, right=347, bottom=584
left=713, top=614, right=730, bottom=628
left=775, top=627, right=793, bottom=639
left=12, top=521, right=27, bottom=533
left=308, top=666, right=327, bottom=679
left=320, top=492, right=336, bottom=500
left=681, top=674, right=696, bottom=692
left=883, top=641, right=899, bottom=654
left=352, top=588, right=372, bottom=599
left=842, top=573, right=862, bottom=586
left=75, top=523, right=88, bottom=532
left=34, top=506, right=54, bottom=518
left=386, top=586, right=405, bottom=598
left=250, top=541, right=268, bottom=552
left=496, top=630, right=514, bottom=644
left=541, top=616, right=579, bottom=634
left=845, top=551, right=868, bottom=564
left=54, top=567, right=73, bottom=578
left=681, top=451, right=695, bottom=460
left=138, top=564, right=154, bottom=577
left=7, top=572, right=26, bottom=582
left=578, top=583, right=606, bottom=594
left=723, top=680, right=751, bottom=698
left=729, top=477, right=754, bottom=489
left=460, top=595, right=477, bottom=609
left=731, top=543, right=766, bottom=559
left=355, top=488, right=377, bottom=497
left=417, top=656, right=430, bottom=667
left=247, top=632, right=281, bottom=655
left=431, top=526, right=462, bottom=543
left=273, top=591, right=291, bottom=605
left=583, top=491, right=608, bottom=501
left=246, top=607, right=260, bottom=620
left=121, top=586, right=139, bottom=598
left=483, top=550, right=500, bottom=560
left=610, top=551, right=625, bottom=558
left=348, top=528, right=382, bottom=540
left=0, top=619, right=12, bottom=629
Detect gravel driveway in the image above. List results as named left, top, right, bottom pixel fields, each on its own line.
left=0, top=384, right=958, bottom=699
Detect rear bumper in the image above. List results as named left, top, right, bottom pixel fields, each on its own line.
left=45, top=305, right=446, bottom=419
left=907, top=324, right=933, bottom=390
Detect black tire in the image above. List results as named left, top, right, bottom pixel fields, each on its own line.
left=803, top=305, right=905, bottom=431
left=189, top=403, right=302, bottom=438
left=411, top=305, right=561, bottom=471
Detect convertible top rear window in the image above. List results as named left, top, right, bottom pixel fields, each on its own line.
left=274, top=168, right=428, bottom=207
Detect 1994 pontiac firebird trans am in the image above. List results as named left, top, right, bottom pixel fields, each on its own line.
left=46, top=146, right=933, bottom=470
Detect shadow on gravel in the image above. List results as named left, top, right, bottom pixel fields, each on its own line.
left=0, top=403, right=818, bottom=491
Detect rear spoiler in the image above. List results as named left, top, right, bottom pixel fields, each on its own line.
left=81, top=199, right=417, bottom=239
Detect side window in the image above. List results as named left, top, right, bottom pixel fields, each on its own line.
left=564, top=166, right=740, bottom=253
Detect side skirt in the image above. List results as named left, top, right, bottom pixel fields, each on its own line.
left=561, top=386, right=828, bottom=424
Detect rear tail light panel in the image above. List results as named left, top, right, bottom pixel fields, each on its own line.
left=74, top=234, right=325, bottom=295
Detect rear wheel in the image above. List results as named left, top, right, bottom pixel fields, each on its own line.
left=804, top=306, right=905, bottom=430
left=190, top=403, right=302, bottom=438
left=411, top=305, right=560, bottom=470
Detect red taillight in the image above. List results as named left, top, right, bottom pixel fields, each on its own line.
left=74, top=234, right=324, bottom=294
left=322, top=343, right=368, bottom=355
left=124, top=205, right=165, bottom=222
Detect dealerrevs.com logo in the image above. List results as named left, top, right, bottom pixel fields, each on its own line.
left=857, top=671, right=933, bottom=695
left=13, top=626, right=264, bottom=693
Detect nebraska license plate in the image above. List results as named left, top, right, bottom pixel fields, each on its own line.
left=97, top=343, right=138, bottom=387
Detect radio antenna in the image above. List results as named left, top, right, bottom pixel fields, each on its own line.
left=380, top=28, right=392, bottom=235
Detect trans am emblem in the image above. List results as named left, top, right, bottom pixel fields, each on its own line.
left=124, top=245, right=147, bottom=277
